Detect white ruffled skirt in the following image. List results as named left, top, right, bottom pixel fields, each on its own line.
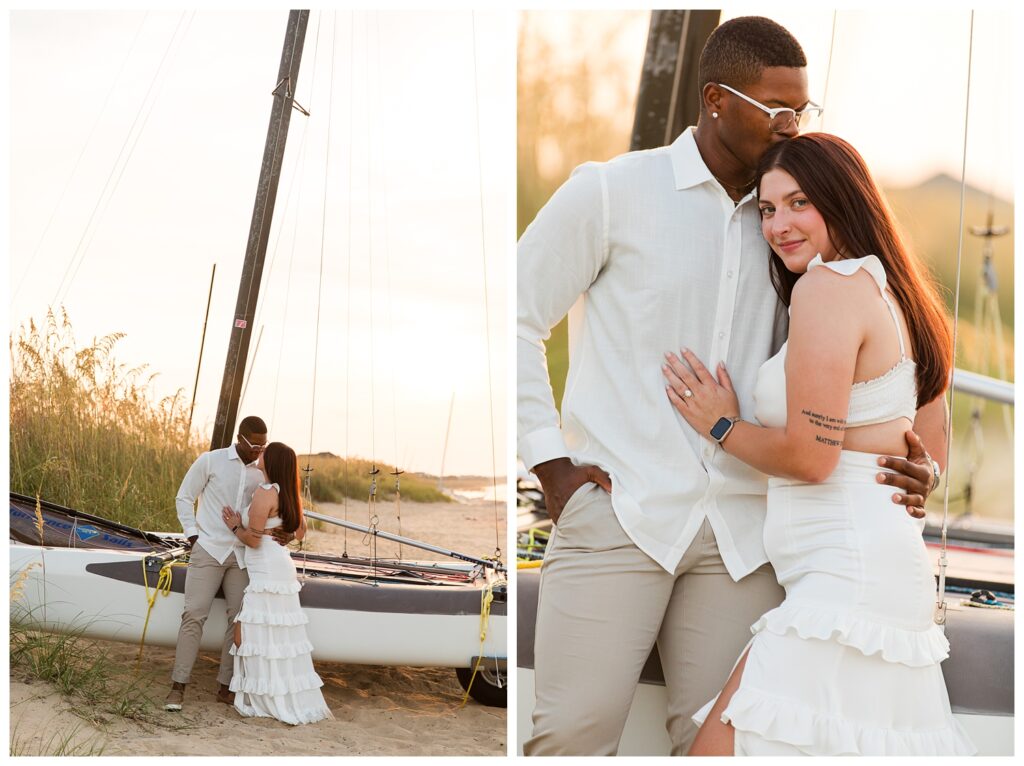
left=230, top=536, right=333, bottom=725
left=693, top=451, right=975, bottom=756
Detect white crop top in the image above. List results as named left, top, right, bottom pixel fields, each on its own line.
left=754, top=254, right=918, bottom=429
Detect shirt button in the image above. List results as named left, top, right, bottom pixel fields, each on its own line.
left=719, top=331, right=725, bottom=339
left=727, top=270, right=734, bottom=278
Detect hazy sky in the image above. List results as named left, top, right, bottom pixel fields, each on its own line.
left=721, top=7, right=1013, bottom=201
left=523, top=8, right=1013, bottom=202
left=10, top=10, right=511, bottom=477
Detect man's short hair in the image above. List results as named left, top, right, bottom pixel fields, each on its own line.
left=238, top=415, right=268, bottom=436
left=698, top=16, right=807, bottom=96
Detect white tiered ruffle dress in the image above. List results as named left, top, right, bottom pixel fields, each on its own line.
left=693, top=256, right=975, bottom=756
left=693, top=453, right=976, bottom=756
left=230, top=483, right=333, bottom=725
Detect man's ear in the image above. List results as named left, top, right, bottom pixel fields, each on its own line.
left=702, top=82, right=724, bottom=116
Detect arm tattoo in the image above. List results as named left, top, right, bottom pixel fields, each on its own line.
left=815, top=435, right=843, bottom=447
left=801, top=409, right=847, bottom=433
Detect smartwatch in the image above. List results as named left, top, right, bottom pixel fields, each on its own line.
left=710, top=417, right=740, bottom=444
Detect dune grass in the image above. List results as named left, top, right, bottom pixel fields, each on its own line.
left=301, top=453, right=451, bottom=505
left=10, top=619, right=157, bottom=724
left=8, top=586, right=176, bottom=745
left=9, top=719, right=107, bottom=756
left=9, top=309, right=204, bottom=532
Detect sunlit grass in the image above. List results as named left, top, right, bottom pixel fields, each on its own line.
left=9, top=600, right=168, bottom=735
left=301, top=453, right=450, bottom=505
left=10, top=309, right=204, bottom=531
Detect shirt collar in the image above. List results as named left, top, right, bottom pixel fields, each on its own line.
left=669, top=127, right=755, bottom=204
left=228, top=444, right=241, bottom=461
left=669, top=127, right=715, bottom=191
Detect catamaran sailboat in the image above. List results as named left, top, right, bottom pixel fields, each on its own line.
left=10, top=10, right=507, bottom=707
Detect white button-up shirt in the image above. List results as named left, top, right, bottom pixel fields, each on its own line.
left=175, top=445, right=264, bottom=565
left=518, top=127, right=789, bottom=579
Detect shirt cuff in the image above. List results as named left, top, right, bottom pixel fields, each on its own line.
left=519, top=426, right=570, bottom=472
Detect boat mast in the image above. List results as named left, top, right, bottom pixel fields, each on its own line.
left=438, top=391, right=455, bottom=491
left=631, top=10, right=719, bottom=151
left=211, top=9, right=311, bottom=449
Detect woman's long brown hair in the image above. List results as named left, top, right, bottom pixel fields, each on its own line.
left=262, top=442, right=302, bottom=534
left=755, top=133, right=952, bottom=407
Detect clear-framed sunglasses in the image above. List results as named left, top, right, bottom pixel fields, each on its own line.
left=717, top=82, right=823, bottom=134
left=239, top=433, right=267, bottom=452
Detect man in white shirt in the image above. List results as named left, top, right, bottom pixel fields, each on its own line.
left=164, top=415, right=293, bottom=711
left=519, top=17, right=940, bottom=755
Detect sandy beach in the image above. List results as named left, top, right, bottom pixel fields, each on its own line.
left=9, top=495, right=508, bottom=757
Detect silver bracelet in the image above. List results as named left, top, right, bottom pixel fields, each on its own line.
left=928, top=458, right=942, bottom=493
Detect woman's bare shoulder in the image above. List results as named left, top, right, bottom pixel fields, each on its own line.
left=251, top=485, right=279, bottom=508
left=790, top=265, right=872, bottom=322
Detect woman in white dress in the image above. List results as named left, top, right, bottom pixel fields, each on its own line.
left=663, top=133, right=975, bottom=756
left=221, top=441, right=333, bottom=725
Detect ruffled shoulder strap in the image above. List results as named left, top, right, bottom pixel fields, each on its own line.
left=259, top=482, right=280, bottom=492
left=806, top=253, right=887, bottom=292
left=806, top=254, right=905, bottom=358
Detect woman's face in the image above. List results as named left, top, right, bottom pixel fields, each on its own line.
left=257, top=451, right=266, bottom=472
left=758, top=168, right=840, bottom=272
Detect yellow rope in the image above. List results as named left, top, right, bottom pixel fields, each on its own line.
left=459, top=577, right=505, bottom=708
left=136, top=556, right=188, bottom=666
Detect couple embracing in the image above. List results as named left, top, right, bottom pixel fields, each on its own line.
left=164, top=415, right=333, bottom=726
left=519, top=17, right=975, bottom=757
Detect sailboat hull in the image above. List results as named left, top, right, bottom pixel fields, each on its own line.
left=9, top=494, right=506, bottom=670
left=11, top=544, right=505, bottom=668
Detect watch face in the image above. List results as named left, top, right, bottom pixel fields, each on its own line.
left=710, top=417, right=732, bottom=441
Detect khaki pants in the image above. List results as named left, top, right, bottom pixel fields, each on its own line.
left=524, top=483, right=784, bottom=756
left=170, top=543, right=248, bottom=686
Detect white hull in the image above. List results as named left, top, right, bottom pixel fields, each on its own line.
left=11, top=544, right=506, bottom=669
left=516, top=669, right=1013, bottom=756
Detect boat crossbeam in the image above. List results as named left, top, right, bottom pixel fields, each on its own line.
left=305, top=510, right=506, bottom=573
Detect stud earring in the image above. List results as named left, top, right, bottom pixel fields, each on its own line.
left=712, top=112, right=719, bottom=119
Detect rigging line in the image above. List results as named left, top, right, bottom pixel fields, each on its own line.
left=820, top=11, right=838, bottom=131
left=247, top=56, right=320, bottom=381
left=374, top=12, right=401, bottom=477
left=270, top=129, right=311, bottom=433
left=374, top=12, right=403, bottom=554
left=238, top=324, right=264, bottom=411
left=264, top=13, right=323, bottom=431
left=364, top=10, right=380, bottom=550
left=936, top=10, right=975, bottom=624
left=247, top=123, right=311, bottom=406
left=13, top=11, right=151, bottom=307
left=52, top=11, right=192, bottom=308
left=470, top=11, right=502, bottom=558
left=227, top=10, right=308, bottom=423
left=307, top=10, right=339, bottom=462
left=63, top=11, right=199, bottom=308
left=366, top=10, right=377, bottom=469
left=343, top=11, right=356, bottom=555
